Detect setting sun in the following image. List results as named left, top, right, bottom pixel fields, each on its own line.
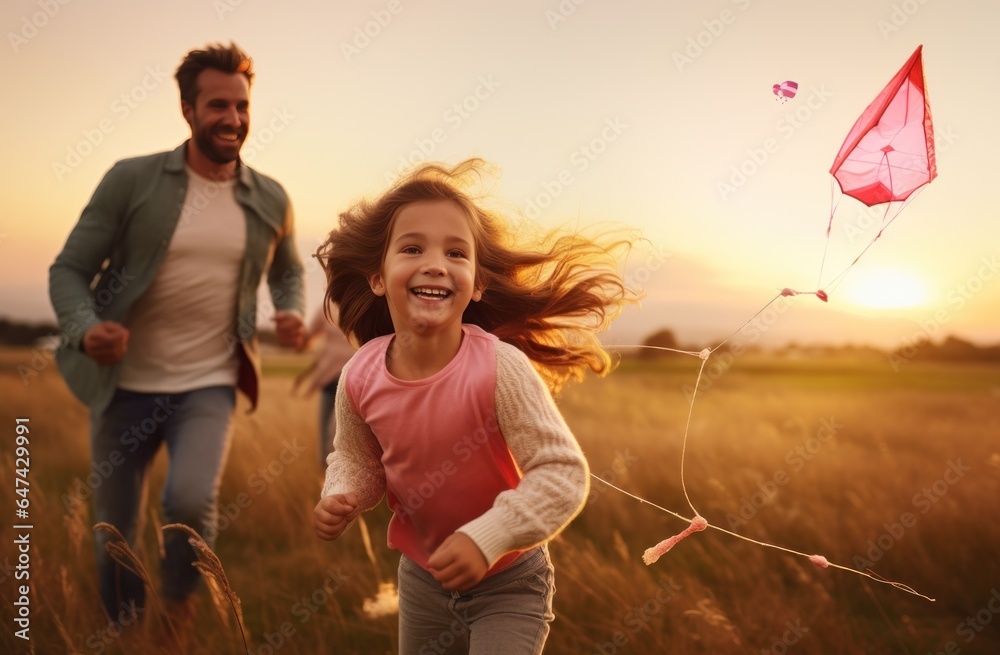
left=843, top=269, right=928, bottom=309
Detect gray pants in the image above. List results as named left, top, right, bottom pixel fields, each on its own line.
left=397, top=546, right=555, bottom=655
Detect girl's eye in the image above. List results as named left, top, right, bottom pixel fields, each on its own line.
left=402, top=246, right=420, bottom=254
left=448, top=250, right=467, bottom=258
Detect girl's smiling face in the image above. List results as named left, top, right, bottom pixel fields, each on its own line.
left=369, top=199, right=482, bottom=338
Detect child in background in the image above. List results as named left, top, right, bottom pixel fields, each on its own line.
left=295, top=307, right=355, bottom=467
left=313, top=160, right=633, bottom=654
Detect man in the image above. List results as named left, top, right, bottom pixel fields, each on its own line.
left=48, top=42, right=306, bottom=630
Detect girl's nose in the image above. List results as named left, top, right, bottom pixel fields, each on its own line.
left=421, top=254, right=446, bottom=275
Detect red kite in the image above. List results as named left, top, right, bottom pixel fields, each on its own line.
left=819, top=45, right=936, bottom=292
left=830, top=45, right=936, bottom=205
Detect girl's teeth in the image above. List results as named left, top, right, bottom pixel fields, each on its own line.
left=413, top=288, right=448, bottom=298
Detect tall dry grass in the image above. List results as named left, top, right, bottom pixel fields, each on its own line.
left=1, top=347, right=998, bottom=654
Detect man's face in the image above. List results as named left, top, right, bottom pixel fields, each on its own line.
left=182, top=69, right=250, bottom=165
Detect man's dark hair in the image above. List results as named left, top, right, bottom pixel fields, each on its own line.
left=175, top=42, right=254, bottom=106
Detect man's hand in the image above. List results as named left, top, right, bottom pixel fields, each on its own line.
left=427, top=533, right=488, bottom=592
left=314, top=492, right=358, bottom=540
left=82, top=321, right=130, bottom=365
left=274, top=311, right=307, bottom=351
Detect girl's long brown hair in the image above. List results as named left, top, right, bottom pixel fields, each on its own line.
left=316, top=159, right=637, bottom=392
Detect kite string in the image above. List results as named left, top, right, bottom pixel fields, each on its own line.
left=606, top=291, right=935, bottom=603
left=709, top=291, right=783, bottom=354
left=679, top=356, right=709, bottom=515
left=589, top=473, right=935, bottom=602
left=678, top=287, right=780, bottom=513
left=616, top=290, right=785, bottom=515
left=615, top=289, right=784, bottom=361
left=818, top=187, right=924, bottom=293
left=817, top=177, right=842, bottom=288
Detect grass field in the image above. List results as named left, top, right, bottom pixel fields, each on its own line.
left=1, top=345, right=998, bottom=654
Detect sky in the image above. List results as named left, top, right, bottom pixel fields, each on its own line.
left=2, top=0, right=998, bottom=349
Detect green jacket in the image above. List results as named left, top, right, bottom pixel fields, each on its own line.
left=49, top=142, right=305, bottom=414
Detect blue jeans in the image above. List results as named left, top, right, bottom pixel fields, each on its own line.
left=89, top=386, right=235, bottom=620
left=397, top=546, right=555, bottom=655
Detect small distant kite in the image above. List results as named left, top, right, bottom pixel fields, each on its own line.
left=772, top=80, right=798, bottom=102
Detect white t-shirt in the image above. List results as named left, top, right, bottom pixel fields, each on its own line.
left=118, top=167, right=247, bottom=392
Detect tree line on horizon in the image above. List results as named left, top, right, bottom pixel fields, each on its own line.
left=635, top=328, right=1000, bottom=363
left=1, top=319, right=997, bottom=363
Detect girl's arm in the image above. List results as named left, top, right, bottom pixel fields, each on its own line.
left=456, top=342, right=590, bottom=566
left=321, top=360, right=386, bottom=514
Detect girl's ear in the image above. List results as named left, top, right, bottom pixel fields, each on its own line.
left=471, top=286, right=484, bottom=302
left=368, top=272, right=386, bottom=296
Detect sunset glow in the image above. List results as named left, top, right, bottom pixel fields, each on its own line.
left=1, top=0, right=998, bottom=349
left=844, top=269, right=928, bottom=310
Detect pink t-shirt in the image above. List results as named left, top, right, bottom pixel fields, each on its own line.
left=344, top=324, right=524, bottom=574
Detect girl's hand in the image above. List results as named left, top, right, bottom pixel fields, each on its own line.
left=314, top=493, right=359, bottom=540
left=427, top=533, right=488, bottom=591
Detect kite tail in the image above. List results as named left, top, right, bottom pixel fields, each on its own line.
left=591, top=474, right=935, bottom=603
left=643, top=515, right=708, bottom=565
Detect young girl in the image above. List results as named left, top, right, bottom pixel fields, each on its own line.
left=313, top=159, right=632, bottom=654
